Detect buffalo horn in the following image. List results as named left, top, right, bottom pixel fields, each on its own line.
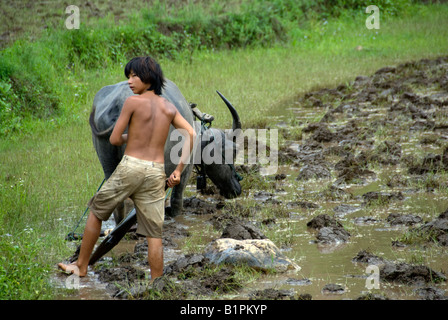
left=216, top=91, right=242, bottom=132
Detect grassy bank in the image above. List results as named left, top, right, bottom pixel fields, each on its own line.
left=1, top=1, right=448, bottom=299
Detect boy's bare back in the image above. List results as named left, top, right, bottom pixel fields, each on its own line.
left=110, top=90, right=194, bottom=166
left=123, top=91, right=176, bottom=162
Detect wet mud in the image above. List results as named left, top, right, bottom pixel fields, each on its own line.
left=57, top=56, right=448, bottom=300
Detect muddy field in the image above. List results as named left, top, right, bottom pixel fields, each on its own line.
left=55, top=56, right=448, bottom=300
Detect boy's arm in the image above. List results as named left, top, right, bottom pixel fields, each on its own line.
left=167, top=110, right=196, bottom=187
left=110, top=98, right=134, bottom=146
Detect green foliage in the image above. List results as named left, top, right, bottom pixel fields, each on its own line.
left=286, top=0, right=414, bottom=18
left=0, top=228, right=53, bottom=299
left=0, top=41, right=62, bottom=136
left=59, top=23, right=176, bottom=68
left=0, top=79, right=23, bottom=136
left=396, top=227, right=441, bottom=246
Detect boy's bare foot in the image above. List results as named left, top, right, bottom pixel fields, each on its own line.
left=57, top=262, right=87, bottom=277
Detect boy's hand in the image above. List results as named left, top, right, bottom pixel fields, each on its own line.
left=167, top=170, right=181, bottom=188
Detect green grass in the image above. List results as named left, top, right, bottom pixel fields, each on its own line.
left=1, top=1, right=448, bottom=299
left=0, top=123, right=103, bottom=299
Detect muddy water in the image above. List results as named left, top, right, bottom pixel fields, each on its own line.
left=238, top=165, right=447, bottom=300
left=53, top=182, right=448, bottom=300
left=256, top=67, right=448, bottom=299
left=238, top=210, right=447, bottom=301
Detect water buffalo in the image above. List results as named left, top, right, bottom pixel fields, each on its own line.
left=89, top=79, right=242, bottom=222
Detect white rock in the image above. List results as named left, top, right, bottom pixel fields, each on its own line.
left=204, top=238, right=300, bottom=272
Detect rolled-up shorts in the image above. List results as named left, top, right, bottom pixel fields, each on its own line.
left=88, top=155, right=166, bottom=238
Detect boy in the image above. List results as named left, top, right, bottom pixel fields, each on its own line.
left=58, top=56, right=195, bottom=279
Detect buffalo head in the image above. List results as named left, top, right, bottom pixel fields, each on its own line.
left=194, top=91, right=243, bottom=199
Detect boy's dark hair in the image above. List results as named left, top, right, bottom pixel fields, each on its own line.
left=124, top=56, right=166, bottom=95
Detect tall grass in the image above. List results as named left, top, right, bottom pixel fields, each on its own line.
left=1, top=1, right=448, bottom=299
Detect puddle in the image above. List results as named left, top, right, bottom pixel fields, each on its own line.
left=54, top=185, right=448, bottom=300
left=53, top=269, right=111, bottom=300
left=239, top=212, right=448, bottom=300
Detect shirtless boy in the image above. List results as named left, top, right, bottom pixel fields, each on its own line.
left=58, top=56, right=195, bottom=279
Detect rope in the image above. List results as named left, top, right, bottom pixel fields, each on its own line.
left=65, top=178, right=106, bottom=241
left=165, top=187, right=172, bottom=200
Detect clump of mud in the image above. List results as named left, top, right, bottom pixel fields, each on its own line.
left=220, top=220, right=266, bottom=240
left=352, top=250, right=386, bottom=265
left=381, top=262, right=446, bottom=285
left=97, top=252, right=243, bottom=300
left=322, top=283, right=347, bottom=295
left=280, top=56, right=448, bottom=192
left=352, top=249, right=447, bottom=288
left=307, top=214, right=351, bottom=243
left=410, top=209, right=448, bottom=246
left=249, top=288, right=312, bottom=300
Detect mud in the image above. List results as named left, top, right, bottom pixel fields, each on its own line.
left=57, top=56, right=448, bottom=300
left=249, top=288, right=311, bottom=300
left=221, top=221, right=266, bottom=240
left=353, top=249, right=447, bottom=285
left=413, top=209, right=448, bottom=246
left=307, top=214, right=351, bottom=243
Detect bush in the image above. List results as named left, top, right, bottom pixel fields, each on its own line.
left=0, top=79, right=23, bottom=136
left=0, top=41, right=62, bottom=136
left=290, top=0, right=413, bottom=18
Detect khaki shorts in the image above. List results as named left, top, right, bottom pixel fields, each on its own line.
left=88, top=155, right=166, bottom=238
